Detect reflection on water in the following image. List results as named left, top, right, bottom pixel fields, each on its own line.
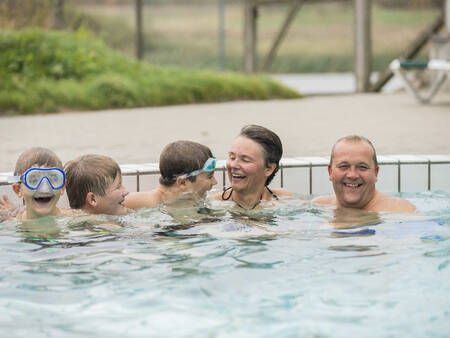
left=0, top=191, right=449, bottom=337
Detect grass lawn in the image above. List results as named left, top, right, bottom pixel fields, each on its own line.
left=72, top=2, right=440, bottom=73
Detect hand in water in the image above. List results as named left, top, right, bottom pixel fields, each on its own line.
left=0, top=194, right=19, bottom=220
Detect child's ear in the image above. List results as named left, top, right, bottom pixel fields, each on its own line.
left=85, top=192, right=97, bottom=207
left=59, top=183, right=66, bottom=196
left=12, top=183, right=22, bottom=197
left=176, top=176, right=188, bottom=191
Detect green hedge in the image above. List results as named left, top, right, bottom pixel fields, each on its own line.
left=0, top=29, right=301, bottom=115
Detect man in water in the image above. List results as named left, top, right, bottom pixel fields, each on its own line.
left=313, top=135, right=416, bottom=213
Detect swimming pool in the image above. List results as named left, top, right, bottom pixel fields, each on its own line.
left=0, top=191, right=449, bottom=337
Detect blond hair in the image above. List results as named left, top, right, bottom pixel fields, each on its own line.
left=64, top=154, right=121, bottom=209
left=14, top=147, right=62, bottom=176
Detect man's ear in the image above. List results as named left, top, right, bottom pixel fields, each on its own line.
left=328, top=164, right=332, bottom=181
left=12, top=183, right=22, bottom=197
left=85, top=192, right=97, bottom=207
left=375, top=166, right=379, bottom=182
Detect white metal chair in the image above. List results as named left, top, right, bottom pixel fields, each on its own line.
left=390, top=58, right=450, bottom=104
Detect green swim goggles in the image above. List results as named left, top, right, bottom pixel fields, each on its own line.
left=173, top=157, right=216, bottom=179
left=11, top=167, right=66, bottom=191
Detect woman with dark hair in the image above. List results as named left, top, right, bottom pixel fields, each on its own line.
left=215, top=125, right=291, bottom=210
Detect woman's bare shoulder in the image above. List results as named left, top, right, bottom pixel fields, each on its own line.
left=270, top=187, right=293, bottom=197
left=311, top=195, right=336, bottom=205
left=210, top=191, right=224, bottom=200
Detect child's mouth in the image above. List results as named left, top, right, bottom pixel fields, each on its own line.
left=33, top=196, right=53, bottom=204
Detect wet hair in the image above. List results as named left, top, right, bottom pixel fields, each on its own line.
left=64, top=154, right=121, bottom=209
left=159, top=141, right=213, bottom=187
left=239, top=125, right=283, bottom=186
left=330, top=135, right=378, bottom=167
left=14, top=147, right=63, bottom=176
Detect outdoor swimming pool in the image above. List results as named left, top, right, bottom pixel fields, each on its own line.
left=0, top=191, right=449, bottom=337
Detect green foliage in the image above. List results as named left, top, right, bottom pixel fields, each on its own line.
left=0, top=29, right=119, bottom=80
left=0, top=29, right=301, bottom=115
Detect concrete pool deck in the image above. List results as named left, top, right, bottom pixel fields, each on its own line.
left=0, top=91, right=449, bottom=172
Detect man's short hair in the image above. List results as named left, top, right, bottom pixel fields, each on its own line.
left=159, top=141, right=213, bottom=186
left=14, top=147, right=63, bottom=176
left=330, top=135, right=378, bottom=167
left=64, top=154, right=121, bottom=209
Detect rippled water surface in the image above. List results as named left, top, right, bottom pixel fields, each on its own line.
left=1, top=191, right=449, bottom=337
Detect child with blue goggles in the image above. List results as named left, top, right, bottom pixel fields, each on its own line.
left=3, top=147, right=72, bottom=220
left=125, top=141, right=218, bottom=210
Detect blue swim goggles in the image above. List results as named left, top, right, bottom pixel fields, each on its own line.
left=173, top=157, right=216, bottom=179
left=12, top=168, right=66, bottom=191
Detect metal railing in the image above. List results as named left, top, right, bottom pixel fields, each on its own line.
left=1, top=155, right=450, bottom=193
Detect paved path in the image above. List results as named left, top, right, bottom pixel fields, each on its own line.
left=0, top=92, right=449, bottom=172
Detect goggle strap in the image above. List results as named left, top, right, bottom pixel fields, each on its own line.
left=5, top=176, right=21, bottom=184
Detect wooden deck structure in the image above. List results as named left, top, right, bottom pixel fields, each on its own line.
left=243, top=0, right=447, bottom=93
left=243, top=0, right=373, bottom=92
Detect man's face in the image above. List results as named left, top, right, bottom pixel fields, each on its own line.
left=93, top=175, right=129, bottom=215
left=328, top=140, right=379, bottom=209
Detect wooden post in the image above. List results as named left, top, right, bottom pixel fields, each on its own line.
left=262, top=0, right=305, bottom=72
left=135, top=0, right=144, bottom=60
left=445, top=0, right=449, bottom=32
left=353, top=0, right=371, bottom=92
left=244, top=0, right=257, bottom=73
left=218, top=0, right=226, bottom=71
left=52, top=0, right=64, bottom=29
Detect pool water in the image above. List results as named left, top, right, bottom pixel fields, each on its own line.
left=0, top=191, right=449, bottom=337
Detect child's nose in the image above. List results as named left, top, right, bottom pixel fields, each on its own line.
left=121, top=186, right=129, bottom=197
left=36, top=178, right=52, bottom=193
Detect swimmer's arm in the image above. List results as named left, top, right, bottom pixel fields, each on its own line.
left=124, top=191, right=160, bottom=210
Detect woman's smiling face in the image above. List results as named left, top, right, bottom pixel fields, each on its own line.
left=226, top=136, right=273, bottom=194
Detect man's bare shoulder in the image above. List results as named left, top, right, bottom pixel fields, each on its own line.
left=125, top=190, right=161, bottom=210
left=312, top=195, right=336, bottom=205
left=372, top=193, right=416, bottom=213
